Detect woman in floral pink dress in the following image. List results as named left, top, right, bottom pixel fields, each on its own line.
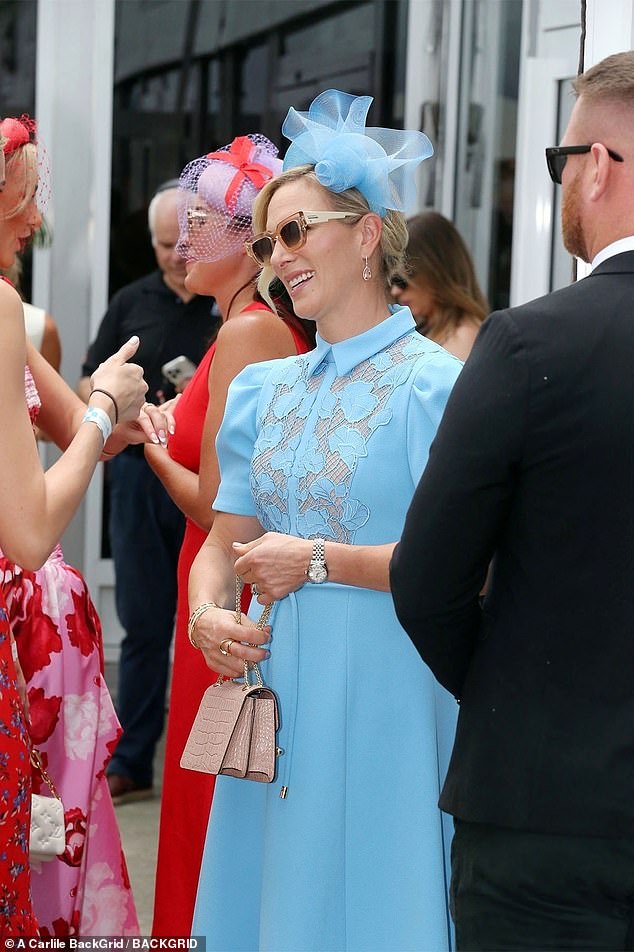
left=0, top=114, right=157, bottom=937
left=0, top=366, right=139, bottom=937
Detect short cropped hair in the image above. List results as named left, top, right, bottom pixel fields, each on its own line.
left=573, top=50, right=634, bottom=103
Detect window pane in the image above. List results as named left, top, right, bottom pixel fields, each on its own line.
left=454, top=0, right=523, bottom=311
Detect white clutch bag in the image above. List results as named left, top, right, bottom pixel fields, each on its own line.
left=30, top=750, right=65, bottom=861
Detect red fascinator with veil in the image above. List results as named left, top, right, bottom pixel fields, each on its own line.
left=0, top=113, right=50, bottom=216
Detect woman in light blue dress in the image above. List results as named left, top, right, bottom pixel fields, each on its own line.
left=187, top=90, right=463, bottom=952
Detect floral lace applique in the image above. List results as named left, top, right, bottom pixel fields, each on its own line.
left=251, top=335, right=428, bottom=542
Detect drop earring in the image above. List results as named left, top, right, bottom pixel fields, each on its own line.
left=362, top=256, right=372, bottom=281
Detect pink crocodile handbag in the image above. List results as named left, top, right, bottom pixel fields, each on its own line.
left=180, top=581, right=279, bottom=783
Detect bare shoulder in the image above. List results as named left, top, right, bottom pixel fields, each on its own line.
left=0, top=281, right=28, bottom=380
left=442, top=319, right=482, bottom=361
left=218, top=306, right=295, bottom=349
left=0, top=280, right=29, bottom=343
left=0, top=278, right=23, bottom=312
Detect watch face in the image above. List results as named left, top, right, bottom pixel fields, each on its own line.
left=308, top=561, right=328, bottom=583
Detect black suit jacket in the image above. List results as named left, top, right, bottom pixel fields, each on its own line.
left=390, top=251, right=634, bottom=837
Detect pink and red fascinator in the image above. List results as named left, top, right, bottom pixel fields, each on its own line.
left=176, top=134, right=282, bottom=262
left=0, top=114, right=37, bottom=155
left=0, top=114, right=50, bottom=216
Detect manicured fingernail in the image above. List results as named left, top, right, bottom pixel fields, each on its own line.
left=159, top=429, right=167, bottom=444
left=169, top=423, right=175, bottom=434
left=151, top=433, right=160, bottom=444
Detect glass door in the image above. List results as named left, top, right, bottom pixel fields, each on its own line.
left=453, top=0, right=523, bottom=311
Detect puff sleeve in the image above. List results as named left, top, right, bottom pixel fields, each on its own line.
left=406, top=348, right=463, bottom=486
left=213, top=360, right=276, bottom=517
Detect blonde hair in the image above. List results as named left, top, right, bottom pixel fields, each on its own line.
left=252, top=165, right=408, bottom=306
left=1, top=141, right=38, bottom=220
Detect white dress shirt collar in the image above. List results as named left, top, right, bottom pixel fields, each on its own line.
left=591, top=236, right=634, bottom=271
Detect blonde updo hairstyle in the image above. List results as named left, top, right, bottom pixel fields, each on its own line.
left=0, top=141, right=38, bottom=220
left=253, top=165, right=408, bottom=307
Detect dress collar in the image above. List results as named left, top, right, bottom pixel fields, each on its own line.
left=303, top=306, right=417, bottom=377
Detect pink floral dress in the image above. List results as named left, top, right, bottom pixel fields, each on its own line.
left=0, top=368, right=139, bottom=937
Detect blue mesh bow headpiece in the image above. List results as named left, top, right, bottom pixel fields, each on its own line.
left=282, top=89, right=433, bottom=217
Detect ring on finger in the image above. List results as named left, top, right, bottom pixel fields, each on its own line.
left=252, top=583, right=260, bottom=596
left=219, top=638, right=234, bottom=657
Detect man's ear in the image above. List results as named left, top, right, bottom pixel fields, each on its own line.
left=588, top=142, right=612, bottom=202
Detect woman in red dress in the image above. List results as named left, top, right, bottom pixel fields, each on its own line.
left=147, top=135, right=313, bottom=936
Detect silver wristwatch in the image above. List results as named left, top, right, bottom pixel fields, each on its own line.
left=306, top=538, right=328, bottom=583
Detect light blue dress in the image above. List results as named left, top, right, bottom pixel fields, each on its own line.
left=193, top=307, right=462, bottom=952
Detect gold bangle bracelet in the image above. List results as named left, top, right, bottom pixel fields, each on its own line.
left=187, top=602, right=220, bottom=648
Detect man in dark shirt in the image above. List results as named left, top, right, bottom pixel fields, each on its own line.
left=78, top=181, right=218, bottom=803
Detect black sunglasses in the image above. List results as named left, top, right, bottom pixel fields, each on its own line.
left=545, top=144, right=624, bottom=185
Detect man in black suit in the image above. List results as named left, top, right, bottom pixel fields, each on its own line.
left=390, top=51, right=634, bottom=951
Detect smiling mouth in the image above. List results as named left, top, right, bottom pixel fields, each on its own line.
left=288, top=271, right=315, bottom=293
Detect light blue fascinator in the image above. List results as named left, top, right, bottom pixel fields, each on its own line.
left=281, top=89, right=433, bottom=217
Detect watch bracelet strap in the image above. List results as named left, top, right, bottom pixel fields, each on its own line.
left=311, top=537, right=326, bottom=564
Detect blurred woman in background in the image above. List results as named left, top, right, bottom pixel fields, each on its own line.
left=392, top=211, right=488, bottom=360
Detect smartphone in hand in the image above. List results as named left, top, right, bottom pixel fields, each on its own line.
left=161, top=355, right=197, bottom=388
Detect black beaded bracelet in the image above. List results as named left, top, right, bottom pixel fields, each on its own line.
left=90, top=387, right=119, bottom=424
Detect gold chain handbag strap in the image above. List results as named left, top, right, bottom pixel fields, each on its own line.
left=235, top=576, right=274, bottom=688
left=31, top=748, right=61, bottom=800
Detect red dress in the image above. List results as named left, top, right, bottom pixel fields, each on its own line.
left=0, top=599, right=38, bottom=936
left=0, top=273, right=38, bottom=937
left=152, top=312, right=311, bottom=935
